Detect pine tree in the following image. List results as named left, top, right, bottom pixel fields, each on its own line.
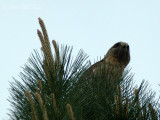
left=8, top=18, right=160, bottom=120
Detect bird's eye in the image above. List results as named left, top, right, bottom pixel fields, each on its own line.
left=113, top=42, right=120, bottom=48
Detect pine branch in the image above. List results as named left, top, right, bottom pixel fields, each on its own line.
left=8, top=17, right=160, bottom=120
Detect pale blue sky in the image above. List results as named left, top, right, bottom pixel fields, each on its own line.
left=1, top=0, right=160, bottom=119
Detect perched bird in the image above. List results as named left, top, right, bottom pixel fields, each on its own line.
left=78, top=42, right=130, bottom=119
left=84, top=42, right=130, bottom=79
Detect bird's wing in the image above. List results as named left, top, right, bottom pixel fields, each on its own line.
left=84, top=59, right=105, bottom=75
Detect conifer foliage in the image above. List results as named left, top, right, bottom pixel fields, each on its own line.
left=8, top=18, right=160, bottom=120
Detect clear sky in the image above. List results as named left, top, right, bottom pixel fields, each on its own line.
left=1, top=0, right=160, bottom=119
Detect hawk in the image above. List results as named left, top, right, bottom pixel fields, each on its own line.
left=84, top=42, right=130, bottom=79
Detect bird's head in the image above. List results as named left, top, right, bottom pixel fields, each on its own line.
left=105, top=42, right=130, bottom=67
